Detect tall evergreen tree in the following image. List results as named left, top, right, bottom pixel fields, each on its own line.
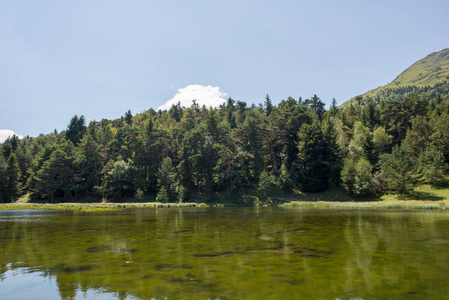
left=2, top=154, right=22, bottom=202
left=66, top=115, right=86, bottom=146
left=75, top=133, right=103, bottom=195
left=37, top=146, right=76, bottom=202
left=264, top=94, right=273, bottom=116
left=296, top=121, right=330, bottom=192
left=321, top=117, right=342, bottom=185
left=124, top=109, right=133, bottom=125
left=380, top=144, right=416, bottom=193
left=305, top=94, right=326, bottom=120
left=361, top=132, right=377, bottom=167
left=157, top=157, right=180, bottom=202
left=416, top=145, right=447, bottom=186
left=234, top=110, right=267, bottom=181
left=362, top=98, right=378, bottom=129
left=329, top=98, right=338, bottom=117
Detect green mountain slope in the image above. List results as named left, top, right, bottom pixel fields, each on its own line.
left=343, top=48, right=449, bottom=107
left=389, top=48, right=449, bottom=87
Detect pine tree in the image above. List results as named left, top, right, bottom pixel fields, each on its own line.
left=322, top=117, right=342, bottom=186
left=296, top=121, right=330, bottom=192
left=37, top=146, right=76, bottom=202
left=169, top=102, right=183, bottom=122
left=305, top=94, right=326, bottom=120
left=430, top=114, right=449, bottom=163
left=157, top=157, right=179, bottom=202
left=264, top=94, right=273, bottom=116
left=4, top=154, right=22, bottom=202
left=75, top=133, right=103, bottom=195
left=329, top=98, right=338, bottom=116
left=156, top=185, right=169, bottom=203
left=341, top=157, right=357, bottom=195
left=234, top=110, right=266, bottom=181
left=66, top=115, right=86, bottom=146
left=380, top=144, right=416, bottom=193
left=124, top=109, right=133, bottom=125
left=416, top=145, right=447, bottom=186
left=362, top=98, right=377, bottom=129
left=258, top=170, right=273, bottom=197
left=278, top=161, right=293, bottom=191
left=362, top=132, right=377, bottom=167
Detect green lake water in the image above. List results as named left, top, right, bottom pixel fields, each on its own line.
left=1, top=207, right=449, bottom=300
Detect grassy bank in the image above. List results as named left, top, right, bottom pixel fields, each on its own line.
left=279, top=184, right=449, bottom=210
left=1, top=199, right=449, bottom=212
left=280, top=200, right=449, bottom=210
left=0, top=202, right=211, bottom=212
left=2, top=184, right=449, bottom=211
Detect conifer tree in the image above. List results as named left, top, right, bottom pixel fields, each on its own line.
left=124, top=109, right=133, bottom=125
left=264, top=94, right=273, bottom=116
left=329, top=98, right=338, bottom=117
left=6, top=153, right=22, bottom=201
left=278, top=161, right=293, bottom=191
left=416, top=145, right=447, bottom=186
left=296, top=121, right=330, bottom=192
left=380, top=144, right=415, bottom=193
left=362, top=132, right=377, bottom=167
left=75, top=133, right=103, bottom=195
left=0, top=154, right=22, bottom=202
left=156, top=185, right=169, bottom=202
left=66, top=115, right=86, bottom=146
left=157, top=157, right=179, bottom=202
left=258, top=170, right=273, bottom=197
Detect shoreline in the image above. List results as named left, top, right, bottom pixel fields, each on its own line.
left=1, top=200, right=448, bottom=211
left=3, top=184, right=449, bottom=212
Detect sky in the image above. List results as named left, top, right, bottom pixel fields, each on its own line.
left=1, top=0, right=448, bottom=140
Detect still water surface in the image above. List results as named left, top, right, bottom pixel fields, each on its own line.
left=1, top=207, right=449, bottom=299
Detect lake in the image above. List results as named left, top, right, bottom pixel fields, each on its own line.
left=1, top=207, right=449, bottom=299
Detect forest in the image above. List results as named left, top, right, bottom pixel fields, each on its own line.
left=352, top=81, right=449, bottom=107
left=1, top=93, right=449, bottom=203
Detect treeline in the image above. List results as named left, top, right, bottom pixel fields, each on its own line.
left=1, top=94, right=449, bottom=203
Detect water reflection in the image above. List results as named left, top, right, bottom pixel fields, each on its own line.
left=0, top=208, right=449, bottom=299
left=0, top=266, right=139, bottom=300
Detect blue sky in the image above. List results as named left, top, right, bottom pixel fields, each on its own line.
left=1, top=0, right=448, bottom=138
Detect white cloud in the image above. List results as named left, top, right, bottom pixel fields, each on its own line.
left=0, top=130, right=23, bottom=143
left=158, top=85, right=227, bottom=111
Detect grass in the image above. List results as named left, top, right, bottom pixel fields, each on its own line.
left=280, top=184, right=449, bottom=210
left=3, top=184, right=449, bottom=211
left=280, top=200, right=448, bottom=210
left=0, top=202, right=207, bottom=212
left=379, top=184, right=449, bottom=201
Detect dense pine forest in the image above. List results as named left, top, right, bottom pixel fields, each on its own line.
left=1, top=93, right=449, bottom=203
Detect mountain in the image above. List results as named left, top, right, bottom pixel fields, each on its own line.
left=343, top=48, right=449, bottom=107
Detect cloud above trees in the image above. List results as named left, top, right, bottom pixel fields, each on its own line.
left=158, top=85, right=227, bottom=111
left=0, top=130, right=23, bottom=143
